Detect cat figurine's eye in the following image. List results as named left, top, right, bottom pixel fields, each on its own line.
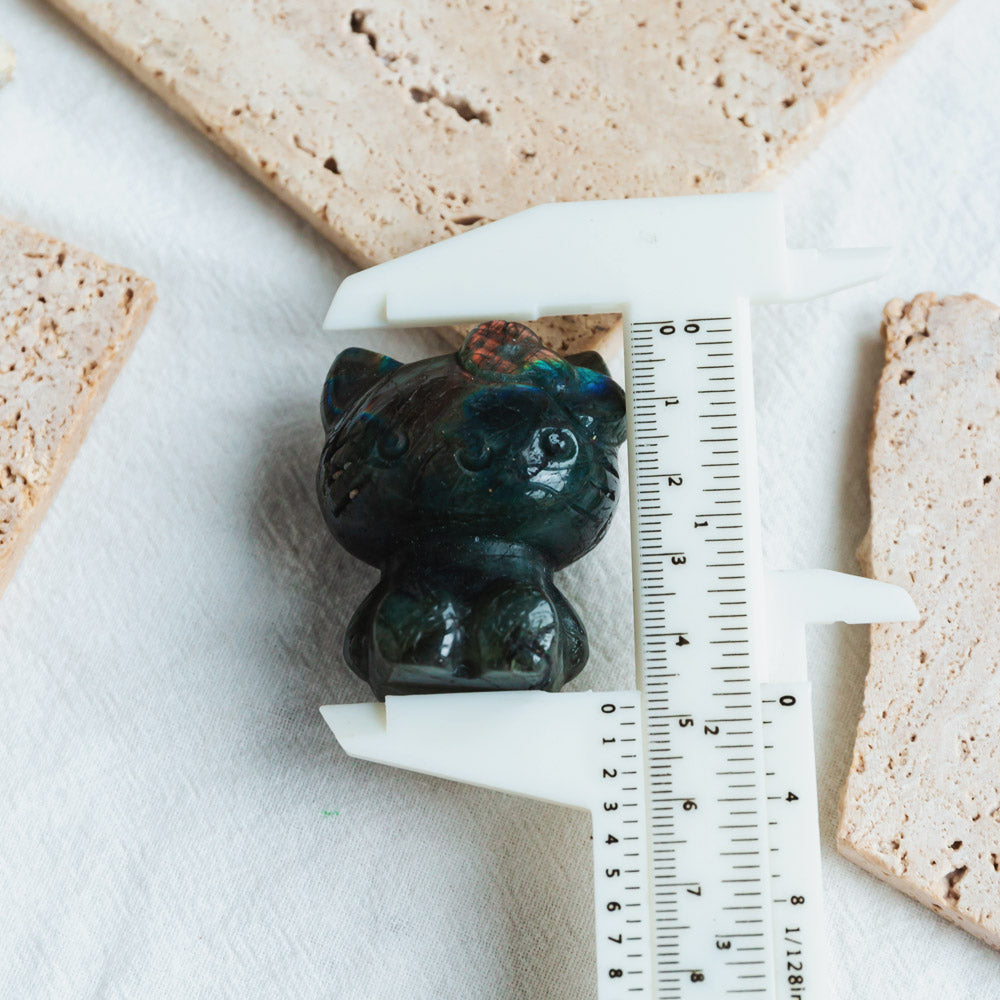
left=540, top=427, right=576, bottom=461
left=376, top=426, right=408, bottom=461
left=455, top=433, right=492, bottom=472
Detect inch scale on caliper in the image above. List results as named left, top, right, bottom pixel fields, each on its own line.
left=319, top=194, right=917, bottom=1000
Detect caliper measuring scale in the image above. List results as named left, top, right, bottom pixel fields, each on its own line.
left=320, top=193, right=917, bottom=1000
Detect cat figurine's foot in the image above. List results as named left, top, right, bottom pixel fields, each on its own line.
left=347, top=583, right=470, bottom=698
left=475, top=582, right=559, bottom=689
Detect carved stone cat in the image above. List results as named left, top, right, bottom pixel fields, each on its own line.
left=317, top=320, right=626, bottom=698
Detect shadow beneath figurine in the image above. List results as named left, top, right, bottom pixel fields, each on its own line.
left=814, top=330, right=886, bottom=848
left=247, top=392, right=375, bottom=721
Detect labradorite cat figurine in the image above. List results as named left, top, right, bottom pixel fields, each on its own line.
left=317, top=320, right=626, bottom=698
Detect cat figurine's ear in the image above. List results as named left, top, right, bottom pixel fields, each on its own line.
left=566, top=350, right=611, bottom=378
left=572, top=364, right=627, bottom=448
left=322, top=347, right=402, bottom=432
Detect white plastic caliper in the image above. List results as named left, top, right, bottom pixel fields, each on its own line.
left=320, top=193, right=916, bottom=1000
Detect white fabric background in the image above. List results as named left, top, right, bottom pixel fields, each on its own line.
left=1, top=1, right=999, bottom=997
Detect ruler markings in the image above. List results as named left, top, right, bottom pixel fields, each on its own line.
left=627, top=312, right=776, bottom=1000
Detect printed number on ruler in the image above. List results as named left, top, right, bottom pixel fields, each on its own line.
left=597, top=697, right=651, bottom=995
left=762, top=683, right=823, bottom=1000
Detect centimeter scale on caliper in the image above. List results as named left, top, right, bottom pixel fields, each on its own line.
left=319, top=194, right=917, bottom=1000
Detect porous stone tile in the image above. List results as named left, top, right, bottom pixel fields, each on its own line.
left=0, top=218, right=156, bottom=596
left=44, top=0, right=955, bottom=351
left=840, top=293, right=1000, bottom=950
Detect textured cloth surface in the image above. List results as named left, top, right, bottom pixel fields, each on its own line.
left=1, top=1, right=999, bottom=998
left=0, top=36, right=13, bottom=84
